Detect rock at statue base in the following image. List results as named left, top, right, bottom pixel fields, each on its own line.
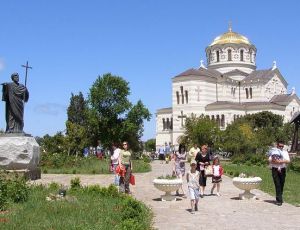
left=0, top=134, right=41, bottom=180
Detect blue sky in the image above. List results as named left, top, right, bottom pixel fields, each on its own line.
left=0, top=0, right=300, bottom=140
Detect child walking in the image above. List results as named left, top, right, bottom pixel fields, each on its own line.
left=210, top=157, right=224, bottom=196
left=186, top=160, right=200, bottom=214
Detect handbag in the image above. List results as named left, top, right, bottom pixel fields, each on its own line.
left=130, top=174, right=135, bottom=185
left=204, top=165, right=213, bottom=177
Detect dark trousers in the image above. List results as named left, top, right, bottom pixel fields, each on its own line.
left=119, top=165, right=131, bottom=193
left=272, top=167, right=286, bottom=203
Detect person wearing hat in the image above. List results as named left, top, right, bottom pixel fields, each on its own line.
left=186, top=159, right=200, bottom=214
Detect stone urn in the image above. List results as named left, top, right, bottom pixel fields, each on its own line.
left=232, top=177, right=262, bottom=199
left=153, top=178, right=183, bottom=201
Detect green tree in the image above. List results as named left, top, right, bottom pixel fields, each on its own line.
left=221, top=121, right=257, bottom=155
left=181, top=114, right=220, bottom=148
left=40, top=132, right=66, bottom=154
left=66, top=92, right=90, bottom=155
left=67, top=92, right=87, bottom=126
left=144, top=139, right=156, bottom=152
left=88, top=73, right=151, bottom=150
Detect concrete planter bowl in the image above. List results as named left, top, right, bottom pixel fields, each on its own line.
left=232, top=177, right=262, bottom=199
left=153, top=178, right=183, bottom=201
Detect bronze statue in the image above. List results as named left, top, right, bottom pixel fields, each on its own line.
left=2, top=73, right=29, bottom=133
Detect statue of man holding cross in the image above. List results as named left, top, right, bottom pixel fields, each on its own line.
left=2, top=72, right=29, bottom=133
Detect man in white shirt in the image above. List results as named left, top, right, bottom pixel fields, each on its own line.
left=268, top=141, right=290, bottom=206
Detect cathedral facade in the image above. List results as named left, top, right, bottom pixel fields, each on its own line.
left=156, top=26, right=300, bottom=148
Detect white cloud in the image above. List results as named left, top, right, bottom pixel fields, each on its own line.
left=34, top=103, right=66, bottom=116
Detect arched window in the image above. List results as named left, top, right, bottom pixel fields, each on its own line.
left=245, top=88, right=249, bottom=99
left=170, top=118, right=173, bottom=130
left=211, top=115, right=215, bottom=121
left=228, top=49, right=232, bottom=61
left=216, top=51, right=220, bottom=62
left=240, top=50, right=244, bottom=61
left=250, top=87, right=253, bottom=99
left=166, top=118, right=170, bottom=130
left=250, top=50, right=253, bottom=63
left=216, top=115, right=220, bottom=127
left=208, top=51, right=211, bottom=64
left=221, top=114, right=225, bottom=127
left=180, top=86, right=184, bottom=104
left=162, top=118, right=166, bottom=130
left=176, top=91, right=180, bottom=104
left=185, top=90, right=188, bottom=104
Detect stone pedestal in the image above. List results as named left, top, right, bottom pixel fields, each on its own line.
left=0, top=134, right=41, bottom=180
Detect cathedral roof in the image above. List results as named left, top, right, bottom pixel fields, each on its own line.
left=270, top=94, right=300, bottom=106
left=209, top=27, right=251, bottom=46
left=173, top=67, right=221, bottom=80
left=223, top=69, right=249, bottom=77
left=156, top=107, right=172, bottom=114
left=244, top=68, right=288, bottom=86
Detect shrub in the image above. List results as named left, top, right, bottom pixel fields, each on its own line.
left=7, top=174, right=29, bottom=203
left=70, top=177, right=81, bottom=189
left=234, top=171, right=240, bottom=177
left=0, top=175, right=8, bottom=211
left=48, top=182, right=60, bottom=191
left=289, top=158, right=300, bottom=173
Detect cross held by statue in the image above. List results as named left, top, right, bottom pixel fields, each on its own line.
left=21, top=61, right=32, bottom=87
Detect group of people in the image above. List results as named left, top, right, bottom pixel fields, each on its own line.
left=170, top=143, right=224, bottom=214
left=172, top=140, right=291, bottom=213
left=83, top=140, right=106, bottom=159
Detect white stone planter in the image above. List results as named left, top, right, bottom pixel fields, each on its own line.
left=232, top=177, right=262, bottom=199
left=153, top=178, right=183, bottom=201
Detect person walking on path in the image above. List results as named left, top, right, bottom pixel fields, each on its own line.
left=118, top=141, right=133, bottom=194
left=174, top=144, right=187, bottom=197
left=186, top=159, right=200, bottom=214
left=195, top=144, right=211, bottom=198
left=268, top=141, right=290, bottom=206
left=210, top=156, right=223, bottom=196
left=188, top=143, right=200, bottom=162
left=111, top=143, right=121, bottom=186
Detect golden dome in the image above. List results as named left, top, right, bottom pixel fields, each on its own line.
left=210, top=28, right=251, bottom=46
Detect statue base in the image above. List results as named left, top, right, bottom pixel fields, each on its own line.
left=0, top=135, right=41, bottom=180
left=1, top=168, right=41, bottom=180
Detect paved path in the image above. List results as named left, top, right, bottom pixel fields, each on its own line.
left=32, top=161, right=300, bottom=230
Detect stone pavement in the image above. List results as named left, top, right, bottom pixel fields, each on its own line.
left=32, top=161, right=300, bottom=230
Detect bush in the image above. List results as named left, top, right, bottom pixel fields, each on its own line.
left=231, top=153, right=267, bottom=166
left=0, top=174, right=8, bottom=211
left=48, top=182, right=60, bottom=191
left=289, top=158, right=300, bottom=173
left=0, top=173, right=30, bottom=210
left=7, top=174, right=29, bottom=203
left=70, top=177, right=81, bottom=189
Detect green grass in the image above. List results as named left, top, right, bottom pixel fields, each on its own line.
left=42, top=157, right=151, bottom=174
left=0, top=185, right=153, bottom=230
left=223, top=163, right=300, bottom=206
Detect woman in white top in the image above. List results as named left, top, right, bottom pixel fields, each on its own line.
left=111, top=143, right=121, bottom=185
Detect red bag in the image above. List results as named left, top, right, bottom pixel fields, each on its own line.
left=130, top=174, right=135, bottom=185
left=116, top=165, right=126, bottom=177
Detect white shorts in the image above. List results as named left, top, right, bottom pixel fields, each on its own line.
left=188, top=187, right=199, bottom=200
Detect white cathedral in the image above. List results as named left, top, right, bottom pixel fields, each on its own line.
left=155, top=26, right=300, bottom=148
